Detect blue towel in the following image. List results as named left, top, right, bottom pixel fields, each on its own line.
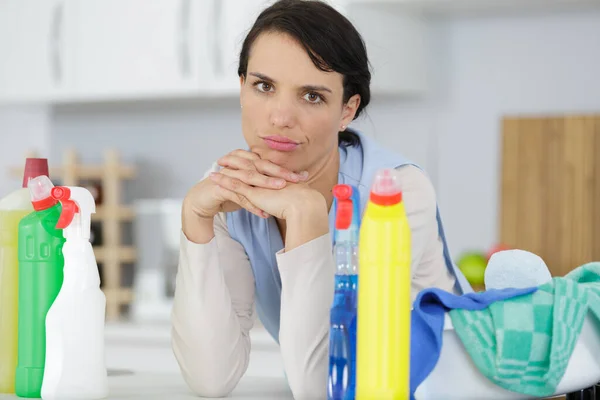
left=409, top=287, right=538, bottom=400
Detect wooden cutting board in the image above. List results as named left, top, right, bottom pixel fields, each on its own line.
left=499, top=114, right=600, bottom=277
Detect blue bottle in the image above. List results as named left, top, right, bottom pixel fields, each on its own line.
left=327, top=184, right=361, bottom=400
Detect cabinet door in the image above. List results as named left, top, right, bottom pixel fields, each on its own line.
left=0, top=0, right=67, bottom=103
left=212, top=0, right=273, bottom=95
left=66, top=0, right=213, bottom=101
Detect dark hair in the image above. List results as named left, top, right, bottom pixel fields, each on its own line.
left=238, top=0, right=371, bottom=147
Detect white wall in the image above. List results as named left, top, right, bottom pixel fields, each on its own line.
left=50, top=9, right=600, bottom=259
left=0, top=106, right=50, bottom=196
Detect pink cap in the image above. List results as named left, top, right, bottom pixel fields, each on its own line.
left=22, top=158, right=49, bottom=188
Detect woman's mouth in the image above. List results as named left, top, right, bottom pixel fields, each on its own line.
left=263, top=135, right=300, bottom=152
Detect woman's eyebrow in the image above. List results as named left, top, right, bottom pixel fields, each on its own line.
left=302, top=84, right=332, bottom=93
left=249, top=72, right=332, bottom=93
left=249, top=72, right=275, bottom=82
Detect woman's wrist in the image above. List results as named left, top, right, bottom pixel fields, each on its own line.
left=284, top=193, right=329, bottom=252
left=182, top=202, right=216, bottom=244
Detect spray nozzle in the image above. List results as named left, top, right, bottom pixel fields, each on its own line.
left=332, top=184, right=361, bottom=244
left=50, top=185, right=96, bottom=240
left=333, top=184, right=353, bottom=230
left=51, top=187, right=80, bottom=229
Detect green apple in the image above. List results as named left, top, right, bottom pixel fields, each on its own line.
left=457, top=252, right=487, bottom=286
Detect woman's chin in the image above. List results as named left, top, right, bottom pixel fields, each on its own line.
left=250, top=145, right=305, bottom=172
left=267, top=153, right=307, bottom=173
left=259, top=148, right=291, bottom=164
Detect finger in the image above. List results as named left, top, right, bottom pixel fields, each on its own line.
left=218, top=168, right=286, bottom=189
left=217, top=151, right=308, bottom=182
left=209, top=171, right=254, bottom=198
left=213, top=184, right=268, bottom=219
left=253, top=159, right=308, bottom=182
left=217, top=154, right=258, bottom=172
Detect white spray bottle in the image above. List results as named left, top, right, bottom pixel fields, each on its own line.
left=41, top=182, right=108, bottom=400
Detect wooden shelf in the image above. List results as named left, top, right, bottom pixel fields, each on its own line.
left=102, top=288, right=134, bottom=304
left=94, top=246, right=137, bottom=264
left=92, top=206, right=135, bottom=222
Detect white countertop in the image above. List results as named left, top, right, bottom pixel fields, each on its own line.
left=0, top=320, right=293, bottom=399
left=0, top=373, right=292, bottom=400
left=108, top=372, right=292, bottom=399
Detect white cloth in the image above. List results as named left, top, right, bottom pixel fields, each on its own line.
left=484, top=249, right=552, bottom=290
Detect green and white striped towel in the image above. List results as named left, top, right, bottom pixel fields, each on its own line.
left=449, top=262, right=600, bottom=397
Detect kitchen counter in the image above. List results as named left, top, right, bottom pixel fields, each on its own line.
left=0, top=372, right=292, bottom=400
left=0, top=321, right=292, bottom=399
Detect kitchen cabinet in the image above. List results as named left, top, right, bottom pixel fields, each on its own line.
left=64, top=0, right=215, bottom=102
left=5, top=0, right=600, bottom=104
left=213, top=0, right=428, bottom=97
left=0, top=0, right=69, bottom=103
left=62, top=0, right=428, bottom=100
left=0, top=0, right=429, bottom=104
left=64, top=0, right=268, bottom=101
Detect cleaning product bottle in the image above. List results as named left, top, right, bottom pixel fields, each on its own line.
left=0, top=158, right=49, bottom=394
left=355, top=169, right=411, bottom=400
left=16, top=175, right=65, bottom=398
left=327, top=184, right=361, bottom=400
left=41, top=182, right=108, bottom=400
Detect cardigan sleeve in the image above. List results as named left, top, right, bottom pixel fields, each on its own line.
left=171, top=163, right=257, bottom=397
left=395, top=164, right=457, bottom=295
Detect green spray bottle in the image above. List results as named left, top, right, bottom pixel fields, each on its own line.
left=15, top=175, right=65, bottom=398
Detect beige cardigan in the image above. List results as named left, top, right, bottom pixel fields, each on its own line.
left=171, top=164, right=457, bottom=399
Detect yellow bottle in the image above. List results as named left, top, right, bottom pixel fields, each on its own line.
left=0, top=158, right=48, bottom=394
left=356, top=169, right=411, bottom=400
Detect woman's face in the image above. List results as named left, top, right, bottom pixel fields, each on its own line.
left=240, top=32, right=360, bottom=174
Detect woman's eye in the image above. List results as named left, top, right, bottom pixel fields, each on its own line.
left=304, top=92, right=322, bottom=104
left=256, top=82, right=273, bottom=92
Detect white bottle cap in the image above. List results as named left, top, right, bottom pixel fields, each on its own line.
left=27, top=175, right=58, bottom=211
left=28, top=175, right=54, bottom=202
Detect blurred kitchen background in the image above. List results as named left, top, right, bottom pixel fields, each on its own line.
left=2, top=0, right=600, bottom=375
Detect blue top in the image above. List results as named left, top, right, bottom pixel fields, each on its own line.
left=226, top=130, right=473, bottom=342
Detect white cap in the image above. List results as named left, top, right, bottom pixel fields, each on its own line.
left=28, top=175, right=55, bottom=203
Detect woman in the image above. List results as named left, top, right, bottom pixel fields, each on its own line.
left=172, top=0, right=471, bottom=398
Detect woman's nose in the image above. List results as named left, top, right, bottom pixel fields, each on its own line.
left=269, top=97, right=297, bottom=129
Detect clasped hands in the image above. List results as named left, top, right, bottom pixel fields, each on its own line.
left=208, top=150, right=325, bottom=221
